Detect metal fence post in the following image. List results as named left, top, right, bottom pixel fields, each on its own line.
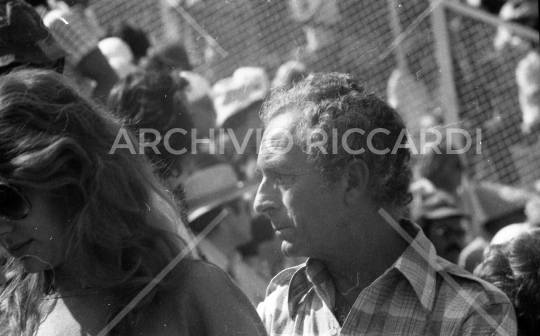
left=430, top=0, right=460, bottom=127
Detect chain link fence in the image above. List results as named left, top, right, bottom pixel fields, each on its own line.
left=89, top=0, right=539, bottom=189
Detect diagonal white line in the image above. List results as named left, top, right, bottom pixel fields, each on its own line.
left=97, top=209, right=229, bottom=336
left=164, top=0, right=229, bottom=58
left=380, top=0, right=446, bottom=61
left=378, top=208, right=512, bottom=336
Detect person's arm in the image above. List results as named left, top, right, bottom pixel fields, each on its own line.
left=188, top=261, right=268, bottom=336
left=76, top=48, right=118, bottom=104
left=460, top=302, right=517, bottom=336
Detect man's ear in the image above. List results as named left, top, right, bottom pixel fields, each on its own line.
left=343, top=159, right=369, bottom=205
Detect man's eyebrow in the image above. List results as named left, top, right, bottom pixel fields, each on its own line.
left=257, top=161, right=294, bottom=175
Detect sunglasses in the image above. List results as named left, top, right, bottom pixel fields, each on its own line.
left=0, top=182, right=31, bottom=220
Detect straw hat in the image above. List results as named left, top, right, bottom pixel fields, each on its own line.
left=179, top=71, right=212, bottom=103
left=98, top=37, right=137, bottom=78
left=183, top=163, right=259, bottom=222
left=212, top=67, right=270, bottom=127
left=472, top=182, right=535, bottom=225
left=412, top=189, right=466, bottom=222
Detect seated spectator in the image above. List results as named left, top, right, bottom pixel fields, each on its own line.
left=491, top=196, right=540, bottom=245
left=416, top=138, right=466, bottom=196
left=0, top=0, right=66, bottom=75
left=213, top=67, right=270, bottom=180
left=108, top=70, right=194, bottom=190
left=410, top=137, right=476, bottom=228
left=179, top=71, right=217, bottom=139
left=37, top=0, right=119, bottom=103
left=475, top=228, right=540, bottom=336
left=183, top=154, right=268, bottom=304
left=0, top=69, right=266, bottom=335
left=412, top=191, right=469, bottom=264
left=459, top=183, right=534, bottom=272
left=142, top=41, right=193, bottom=73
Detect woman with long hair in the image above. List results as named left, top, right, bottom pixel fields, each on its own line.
left=0, top=69, right=266, bottom=336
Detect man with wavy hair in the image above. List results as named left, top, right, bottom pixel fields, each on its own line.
left=254, top=72, right=517, bottom=335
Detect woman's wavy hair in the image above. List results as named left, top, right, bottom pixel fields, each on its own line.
left=0, top=69, right=189, bottom=335
left=261, top=72, right=412, bottom=211
left=475, top=228, right=540, bottom=336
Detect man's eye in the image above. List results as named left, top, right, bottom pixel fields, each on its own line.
left=275, top=175, right=295, bottom=185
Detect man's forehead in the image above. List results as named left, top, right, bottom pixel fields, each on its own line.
left=260, top=112, right=297, bottom=149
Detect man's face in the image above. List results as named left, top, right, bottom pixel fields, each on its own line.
left=253, top=111, right=347, bottom=259
left=426, top=216, right=467, bottom=264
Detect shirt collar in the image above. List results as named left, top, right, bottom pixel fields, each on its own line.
left=393, top=219, right=439, bottom=311
left=286, top=219, right=440, bottom=317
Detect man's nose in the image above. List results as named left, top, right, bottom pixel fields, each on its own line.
left=253, top=178, right=278, bottom=216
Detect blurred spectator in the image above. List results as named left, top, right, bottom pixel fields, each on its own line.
left=416, top=138, right=466, bottom=195
left=387, top=29, right=437, bottom=151
left=107, top=21, right=151, bottom=64
left=475, top=228, right=540, bottom=336
left=0, top=0, right=66, bottom=75
left=516, top=50, right=540, bottom=137
left=213, top=67, right=270, bottom=180
left=288, top=0, right=341, bottom=71
left=98, top=37, right=137, bottom=79
left=183, top=155, right=268, bottom=304
left=410, top=138, right=472, bottom=225
left=38, top=0, right=118, bottom=103
left=143, top=41, right=193, bottom=73
left=412, top=191, right=469, bottom=264
left=458, top=183, right=533, bottom=272
left=387, top=67, right=433, bottom=148
left=179, top=71, right=217, bottom=139
left=108, top=70, right=194, bottom=191
left=495, top=0, right=540, bottom=139
left=237, top=214, right=277, bottom=278
left=491, top=196, right=540, bottom=244
left=271, top=60, right=307, bottom=90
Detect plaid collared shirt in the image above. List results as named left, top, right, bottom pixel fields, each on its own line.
left=257, top=220, right=517, bottom=336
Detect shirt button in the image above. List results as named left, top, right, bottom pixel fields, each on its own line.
left=330, top=328, right=338, bottom=335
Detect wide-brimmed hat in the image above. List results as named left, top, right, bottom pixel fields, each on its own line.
left=179, top=71, right=212, bottom=103
left=183, top=163, right=259, bottom=222
left=98, top=37, right=137, bottom=79
left=212, top=67, right=270, bottom=127
left=472, top=182, right=536, bottom=225
left=415, top=190, right=467, bottom=221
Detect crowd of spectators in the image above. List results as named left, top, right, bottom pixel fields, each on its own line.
left=0, top=0, right=539, bottom=335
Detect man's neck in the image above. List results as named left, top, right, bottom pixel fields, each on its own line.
left=323, top=221, right=409, bottom=296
